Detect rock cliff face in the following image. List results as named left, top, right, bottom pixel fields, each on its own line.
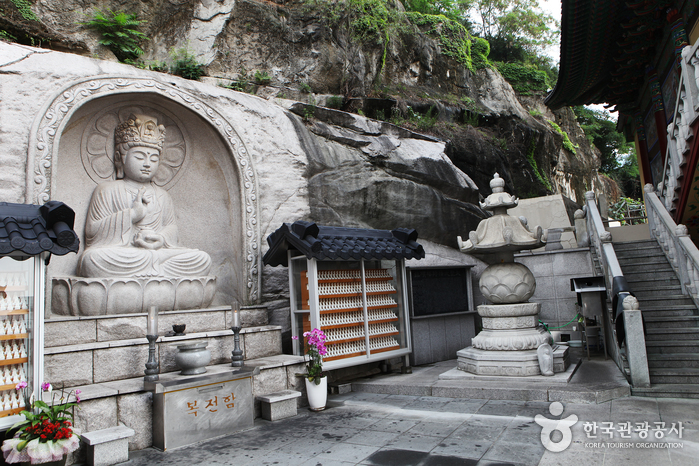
left=0, top=0, right=610, bottom=205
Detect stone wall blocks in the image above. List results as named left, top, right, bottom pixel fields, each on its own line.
left=44, top=351, right=94, bottom=387
left=117, top=392, right=153, bottom=451
left=45, top=319, right=97, bottom=348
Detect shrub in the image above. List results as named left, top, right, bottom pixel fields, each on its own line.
left=253, top=70, right=271, bottom=85
left=471, top=37, right=490, bottom=70
left=81, top=10, right=148, bottom=62
left=326, top=96, right=344, bottom=109
left=170, top=47, right=205, bottom=80
left=495, top=62, right=550, bottom=95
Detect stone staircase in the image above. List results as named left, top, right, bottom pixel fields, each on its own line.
left=614, top=239, right=699, bottom=398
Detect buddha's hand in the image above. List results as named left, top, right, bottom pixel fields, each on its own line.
left=131, top=187, right=149, bottom=224
left=133, top=229, right=165, bottom=250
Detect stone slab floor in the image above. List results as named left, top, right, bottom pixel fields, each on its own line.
left=128, top=392, right=699, bottom=465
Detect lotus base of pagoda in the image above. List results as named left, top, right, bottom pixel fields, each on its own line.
left=457, top=345, right=570, bottom=377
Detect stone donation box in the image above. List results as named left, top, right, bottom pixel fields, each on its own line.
left=147, top=366, right=257, bottom=450
left=0, top=202, right=79, bottom=429
left=263, top=221, right=425, bottom=370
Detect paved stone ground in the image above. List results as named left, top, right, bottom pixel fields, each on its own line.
left=128, top=392, right=699, bottom=465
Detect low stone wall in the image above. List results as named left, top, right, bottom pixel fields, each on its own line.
left=515, top=248, right=594, bottom=329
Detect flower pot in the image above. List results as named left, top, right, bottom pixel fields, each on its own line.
left=175, top=341, right=211, bottom=375
left=305, top=376, right=327, bottom=411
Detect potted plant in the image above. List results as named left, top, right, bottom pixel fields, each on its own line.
left=293, top=328, right=328, bottom=411
left=1, top=382, right=81, bottom=465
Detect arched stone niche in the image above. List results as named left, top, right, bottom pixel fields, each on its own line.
left=26, top=77, right=260, bottom=315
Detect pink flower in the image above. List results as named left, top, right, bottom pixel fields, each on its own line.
left=75, top=389, right=81, bottom=395
left=41, top=382, right=52, bottom=391
left=15, top=381, right=27, bottom=390
left=291, top=336, right=298, bottom=340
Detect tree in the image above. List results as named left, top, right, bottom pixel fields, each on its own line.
left=404, top=0, right=474, bottom=24
left=573, top=106, right=640, bottom=199
left=471, top=0, right=558, bottom=56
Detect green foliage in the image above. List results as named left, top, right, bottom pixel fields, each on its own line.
left=529, top=108, right=542, bottom=117
left=464, top=111, right=479, bottom=127
left=299, top=81, right=312, bottom=93
left=471, top=36, right=490, bottom=69
left=525, top=137, right=551, bottom=191
left=10, top=0, right=39, bottom=21
left=547, top=120, right=576, bottom=154
left=326, top=96, right=344, bottom=109
left=609, top=197, right=645, bottom=225
left=574, top=105, right=641, bottom=198
left=407, top=12, right=474, bottom=69
left=81, top=10, right=148, bottom=62
left=493, top=137, right=507, bottom=151
left=572, top=106, right=632, bottom=173
left=0, top=30, right=17, bottom=41
left=495, top=61, right=549, bottom=94
left=403, top=0, right=474, bottom=24
left=389, top=105, right=439, bottom=130
left=471, top=0, right=558, bottom=55
left=169, top=46, right=205, bottom=80
left=253, top=70, right=271, bottom=85
left=221, top=69, right=253, bottom=93
left=303, top=104, right=316, bottom=122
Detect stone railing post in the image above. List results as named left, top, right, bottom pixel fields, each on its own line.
left=622, top=296, right=650, bottom=388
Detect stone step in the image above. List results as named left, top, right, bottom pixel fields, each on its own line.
left=634, top=294, right=694, bottom=305
left=622, top=270, right=678, bottom=281
left=640, top=303, right=697, bottom=312
left=617, top=262, right=673, bottom=273
left=649, top=368, right=699, bottom=384
left=631, top=383, right=699, bottom=399
left=644, top=328, right=699, bottom=341
left=647, top=353, right=699, bottom=368
left=646, top=340, right=699, bottom=354
left=613, top=240, right=660, bottom=249
left=44, top=305, right=269, bottom=348
left=624, top=277, right=681, bottom=289
left=643, top=316, right=699, bottom=328
left=44, top=325, right=283, bottom=389
left=632, top=284, right=684, bottom=296
left=642, top=308, right=698, bottom=318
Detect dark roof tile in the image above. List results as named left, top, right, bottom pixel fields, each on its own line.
left=0, top=201, right=80, bottom=258
left=263, top=221, right=425, bottom=267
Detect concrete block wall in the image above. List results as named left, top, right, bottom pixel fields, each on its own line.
left=516, top=248, right=594, bottom=329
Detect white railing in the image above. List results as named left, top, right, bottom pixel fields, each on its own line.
left=645, top=184, right=699, bottom=309
left=659, top=41, right=699, bottom=211
left=585, top=192, right=623, bottom=293
left=585, top=192, right=650, bottom=388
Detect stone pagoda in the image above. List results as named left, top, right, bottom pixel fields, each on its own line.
left=457, top=174, right=569, bottom=376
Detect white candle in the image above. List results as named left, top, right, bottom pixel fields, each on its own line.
left=233, top=309, right=240, bottom=328
left=147, top=306, right=158, bottom=335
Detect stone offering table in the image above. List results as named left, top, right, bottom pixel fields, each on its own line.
left=146, top=365, right=259, bottom=450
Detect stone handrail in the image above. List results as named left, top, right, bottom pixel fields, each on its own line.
left=645, top=184, right=699, bottom=309
left=659, top=41, right=699, bottom=211
left=585, top=192, right=623, bottom=292
left=585, top=191, right=650, bottom=388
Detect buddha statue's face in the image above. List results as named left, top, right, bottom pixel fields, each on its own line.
left=122, top=146, right=161, bottom=183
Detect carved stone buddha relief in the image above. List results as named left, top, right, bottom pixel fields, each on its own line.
left=48, top=94, right=244, bottom=315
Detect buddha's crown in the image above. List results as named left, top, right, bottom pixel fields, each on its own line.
left=115, top=114, right=166, bottom=150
